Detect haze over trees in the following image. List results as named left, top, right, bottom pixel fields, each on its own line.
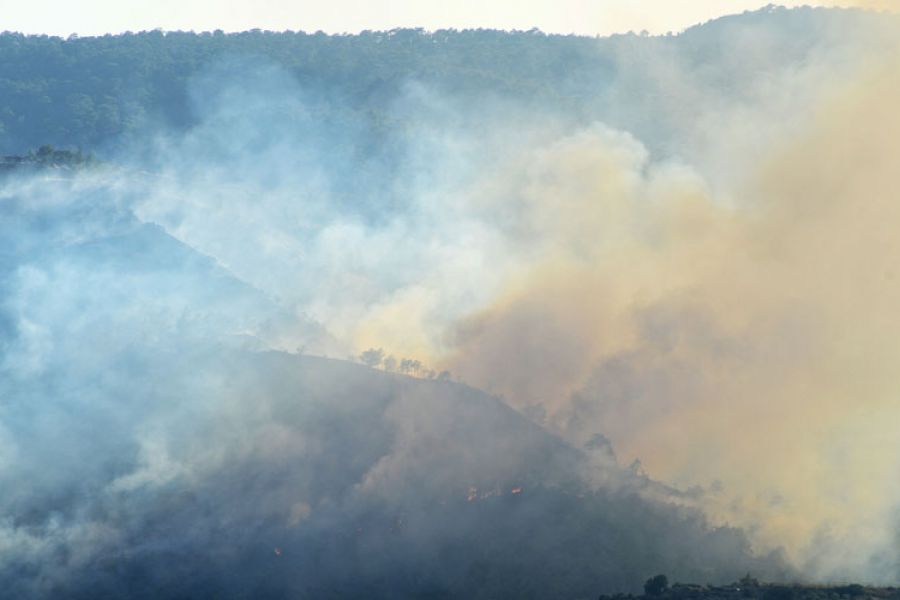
left=0, top=5, right=898, bottom=598
left=0, top=5, right=895, bottom=154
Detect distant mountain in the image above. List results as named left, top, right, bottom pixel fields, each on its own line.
left=0, top=6, right=895, bottom=154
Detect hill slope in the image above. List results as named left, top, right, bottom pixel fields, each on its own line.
left=0, top=175, right=789, bottom=598
left=0, top=5, right=896, bottom=154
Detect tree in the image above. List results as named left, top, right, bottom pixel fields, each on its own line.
left=644, top=575, right=669, bottom=597
left=399, top=358, right=422, bottom=375
left=763, top=587, right=794, bottom=600
left=359, top=347, right=384, bottom=368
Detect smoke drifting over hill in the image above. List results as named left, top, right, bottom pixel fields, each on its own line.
left=444, top=49, right=900, bottom=579
left=0, top=177, right=788, bottom=598
left=1, top=5, right=899, bottom=597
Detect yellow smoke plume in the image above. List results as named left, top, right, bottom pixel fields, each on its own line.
left=334, top=8, right=900, bottom=578
left=430, top=43, right=900, bottom=575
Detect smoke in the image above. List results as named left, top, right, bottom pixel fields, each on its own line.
left=0, top=174, right=786, bottom=596
left=828, top=1, right=898, bottom=11
left=1, top=6, right=899, bottom=596
left=437, top=13, right=900, bottom=582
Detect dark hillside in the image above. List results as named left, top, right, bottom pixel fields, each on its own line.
left=0, top=175, right=789, bottom=598
left=603, top=578, right=900, bottom=600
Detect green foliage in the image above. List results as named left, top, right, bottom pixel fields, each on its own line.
left=0, top=7, right=889, bottom=154
left=645, top=575, right=670, bottom=596
left=0, top=28, right=616, bottom=153
left=835, top=586, right=865, bottom=598
left=359, top=347, right=385, bottom=368
left=1, top=144, right=95, bottom=173
left=763, top=587, right=795, bottom=600
left=602, top=580, right=884, bottom=600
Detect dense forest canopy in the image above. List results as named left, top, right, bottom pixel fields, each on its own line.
left=0, top=5, right=895, bottom=155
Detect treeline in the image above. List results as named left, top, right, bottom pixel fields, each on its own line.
left=0, top=27, right=614, bottom=152
left=601, top=576, right=898, bottom=600
left=0, top=144, right=96, bottom=173
left=358, top=347, right=452, bottom=381
left=0, top=5, right=892, bottom=153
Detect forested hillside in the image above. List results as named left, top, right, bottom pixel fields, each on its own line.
left=0, top=5, right=895, bottom=154
left=2, top=5, right=900, bottom=597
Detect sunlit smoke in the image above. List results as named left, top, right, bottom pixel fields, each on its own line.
left=1, top=6, right=899, bottom=596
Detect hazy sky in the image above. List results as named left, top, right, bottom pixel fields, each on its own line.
left=0, top=0, right=890, bottom=37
